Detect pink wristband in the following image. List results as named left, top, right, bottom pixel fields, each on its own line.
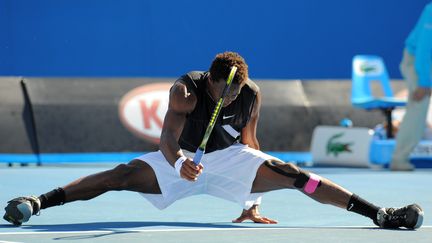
left=304, top=173, right=321, bottom=194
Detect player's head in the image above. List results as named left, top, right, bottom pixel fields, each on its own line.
left=209, top=51, right=248, bottom=85
left=208, top=52, right=248, bottom=106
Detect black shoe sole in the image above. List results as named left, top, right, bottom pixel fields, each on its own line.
left=3, top=214, right=22, bottom=226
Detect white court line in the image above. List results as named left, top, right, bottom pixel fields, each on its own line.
left=0, top=225, right=431, bottom=235
left=0, top=241, right=24, bottom=243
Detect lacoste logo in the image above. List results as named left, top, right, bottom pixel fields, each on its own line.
left=326, top=132, right=353, bottom=157
left=360, top=63, right=377, bottom=73
left=223, top=114, right=236, bottom=120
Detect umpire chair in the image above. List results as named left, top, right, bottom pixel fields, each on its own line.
left=351, top=55, right=407, bottom=138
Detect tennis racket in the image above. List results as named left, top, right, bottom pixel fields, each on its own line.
left=193, top=66, right=238, bottom=165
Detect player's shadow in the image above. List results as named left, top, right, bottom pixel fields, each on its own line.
left=23, top=221, right=251, bottom=231
left=0, top=221, right=259, bottom=241
left=0, top=222, right=380, bottom=232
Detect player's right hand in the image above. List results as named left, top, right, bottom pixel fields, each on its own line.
left=180, top=159, right=203, bottom=181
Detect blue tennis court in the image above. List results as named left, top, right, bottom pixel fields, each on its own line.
left=1, top=164, right=431, bottom=242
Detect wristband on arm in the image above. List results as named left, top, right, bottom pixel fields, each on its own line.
left=174, top=156, right=187, bottom=177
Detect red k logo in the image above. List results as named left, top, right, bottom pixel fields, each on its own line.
left=119, top=83, right=171, bottom=144
left=140, top=99, right=163, bottom=129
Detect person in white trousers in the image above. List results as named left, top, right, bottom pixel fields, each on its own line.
left=391, top=2, right=432, bottom=171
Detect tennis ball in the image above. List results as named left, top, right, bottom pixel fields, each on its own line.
left=340, top=118, right=353, bottom=128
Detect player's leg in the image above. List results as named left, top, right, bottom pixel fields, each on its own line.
left=3, top=159, right=161, bottom=225
left=62, top=159, right=161, bottom=202
left=252, top=160, right=423, bottom=229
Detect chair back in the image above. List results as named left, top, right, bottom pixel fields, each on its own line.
left=351, top=55, right=394, bottom=103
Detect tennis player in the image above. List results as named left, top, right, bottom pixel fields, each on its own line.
left=4, top=52, right=423, bottom=229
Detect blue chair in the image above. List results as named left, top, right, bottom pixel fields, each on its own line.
left=351, top=55, right=407, bottom=138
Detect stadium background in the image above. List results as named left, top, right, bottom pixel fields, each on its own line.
left=1, top=3, right=431, bottom=241
left=0, top=0, right=430, bottom=163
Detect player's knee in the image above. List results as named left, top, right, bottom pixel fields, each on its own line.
left=265, top=160, right=321, bottom=194
left=280, top=162, right=301, bottom=174
left=108, top=163, right=136, bottom=190
left=265, top=160, right=300, bottom=177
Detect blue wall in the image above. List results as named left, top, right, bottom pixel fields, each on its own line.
left=0, top=0, right=429, bottom=79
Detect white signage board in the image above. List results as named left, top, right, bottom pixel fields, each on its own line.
left=311, top=126, right=373, bottom=167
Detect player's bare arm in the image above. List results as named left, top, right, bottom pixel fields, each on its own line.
left=240, top=87, right=261, bottom=149
left=159, top=81, right=203, bottom=181
left=233, top=88, right=277, bottom=224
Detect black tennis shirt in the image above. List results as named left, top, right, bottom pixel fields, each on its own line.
left=176, top=71, right=258, bottom=153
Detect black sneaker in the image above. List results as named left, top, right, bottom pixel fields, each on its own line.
left=376, top=204, right=424, bottom=229
left=3, top=196, right=41, bottom=226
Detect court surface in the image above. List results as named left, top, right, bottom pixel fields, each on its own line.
left=0, top=164, right=431, bottom=242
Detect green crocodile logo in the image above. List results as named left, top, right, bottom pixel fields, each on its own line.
left=360, top=63, right=376, bottom=73
left=326, top=132, right=353, bottom=157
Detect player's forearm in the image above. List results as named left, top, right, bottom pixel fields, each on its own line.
left=250, top=139, right=260, bottom=150
left=241, top=135, right=260, bottom=150
left=159, top=132, right=185, bottom=167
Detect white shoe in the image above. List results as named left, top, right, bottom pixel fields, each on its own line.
left=390, top=161, right=415, bottom=171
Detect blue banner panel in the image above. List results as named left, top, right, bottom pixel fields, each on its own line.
left=0, top=0, right=429, bottom=78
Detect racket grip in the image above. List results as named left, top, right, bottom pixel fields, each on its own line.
left=193, top=148, right=204, bottom=165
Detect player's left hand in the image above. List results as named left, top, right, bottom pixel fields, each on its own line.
left=412, top=87, right=431, bottom=101
left=232, top=205, right=278, bottom=224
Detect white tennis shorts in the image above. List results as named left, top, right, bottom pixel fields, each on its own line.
left=135, top=143, right=277, bottom=210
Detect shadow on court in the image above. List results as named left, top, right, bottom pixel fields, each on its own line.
left=0, top=221, right=384, bottom=232
left=0, top=221, right=251, bottom=231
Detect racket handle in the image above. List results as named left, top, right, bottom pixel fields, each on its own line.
left=193, top=148, right=204, bottom=165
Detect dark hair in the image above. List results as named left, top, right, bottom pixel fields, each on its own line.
left=209, top=52, right=248, bottom=85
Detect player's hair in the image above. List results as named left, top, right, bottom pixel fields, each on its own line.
left=209, top=52, right=248, bottom=85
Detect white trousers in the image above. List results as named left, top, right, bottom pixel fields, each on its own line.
left=392, top=49, right=431, bottom=164
left=135, top=143, right=277, bottom=210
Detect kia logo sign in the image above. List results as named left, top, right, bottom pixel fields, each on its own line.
left=119, top=83, right=172, bottom=144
